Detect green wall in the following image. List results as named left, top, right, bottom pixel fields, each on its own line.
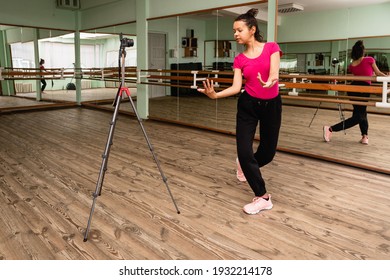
left=278, top=2, right=390, bottom=42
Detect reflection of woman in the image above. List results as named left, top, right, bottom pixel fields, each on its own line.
left=323, top=40, right=387, bottom=145
left=197, top=9, right=282, bottom=215
left=39, top=58, right=47, bottom=92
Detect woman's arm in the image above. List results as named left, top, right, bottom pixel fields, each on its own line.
left=197, top=68, right=243, bottom=99
left=372, top=61, right=388, bottom=76
left=257, top=51, right=281, bottom=88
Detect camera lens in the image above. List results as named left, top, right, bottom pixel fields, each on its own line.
left=121, top=38, right=134, bottom=48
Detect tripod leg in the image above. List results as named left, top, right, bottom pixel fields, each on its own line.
left=84, top=90, right=123, bottom=242
left=308, top=102, right=321, bottom=127
left=125, top=91, right=180, bottom=214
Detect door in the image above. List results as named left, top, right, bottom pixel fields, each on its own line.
left=148, top=33, right=166, bottom=98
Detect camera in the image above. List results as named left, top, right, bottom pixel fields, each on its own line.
left=121, top=37, right=134, bottom=48
left=120, top=33, right=134, bottom=48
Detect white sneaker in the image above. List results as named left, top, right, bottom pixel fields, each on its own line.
left=360, top=135, right=368, bottom=145
left=243, top=195, right=273, bottom=215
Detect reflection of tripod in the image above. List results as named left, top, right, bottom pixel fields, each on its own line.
left=308, top=84, right=345, bottom=132
left=83, top=37, right=180, bottom=242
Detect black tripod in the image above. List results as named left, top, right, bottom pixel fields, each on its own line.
left=83, top=36, right=180, bottom=242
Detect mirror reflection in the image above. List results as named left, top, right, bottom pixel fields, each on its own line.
left=147, top=4, right=267, bottom=133
left=144, top=2, right=389, bottom=174
left=0, top=24, right=137, bottom=108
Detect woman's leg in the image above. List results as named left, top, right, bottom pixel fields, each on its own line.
left=254, top=95, right=282, bottom=168
left=331, top=90, right=369, bottom=133
left=236, top=92, right=265, bottom=196
left=41, top=79, right=47, bottom=91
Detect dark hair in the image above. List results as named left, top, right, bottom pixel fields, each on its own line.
left=235, top=8, right=263, bottom=42
left=351, top=40, right=365, bottom=60
left=39, top=59, right=45, bottom=65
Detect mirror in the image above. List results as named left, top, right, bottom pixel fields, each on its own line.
left=0, top=25, right=78, bottom=109
left=0, top=23, right=137, bottom=109
left=80, top=22, right=137, bottom=106
left=147, top=3, right=268, bottom=135
left=278, top=36, right=390, bottom=173
left=145, top=1, right=389, bottom=174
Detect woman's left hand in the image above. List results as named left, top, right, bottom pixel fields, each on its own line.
left=257, top=73, right=277, bottom=88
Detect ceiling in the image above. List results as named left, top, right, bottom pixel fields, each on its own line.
left=275, top=0, right=389, bottom=13
left=80, top=0, right=390, bottom=14
left=1, top=0, right=388, bottom=31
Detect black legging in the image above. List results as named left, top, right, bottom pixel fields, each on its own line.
left=41, top=79, right=47, bottom=91
left=331, top=81, right=370, bottom=136
left=236, top=92, right=282, bottom=197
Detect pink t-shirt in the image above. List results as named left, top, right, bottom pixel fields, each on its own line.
left=348, top=56, right=375, bottom=85
left=233, top=42, right=282, bottom=99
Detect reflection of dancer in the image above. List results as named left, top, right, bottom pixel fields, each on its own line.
left=197, top=9, right=282, bottom=215
left=39, top=59, right=47, bottom=92
left=323, top=40, right=388, bottom=145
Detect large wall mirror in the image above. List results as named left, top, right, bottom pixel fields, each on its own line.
left=0, top=25, right=76, bottom=107
left=278, top=35, right=390, bottom=173
left=0, top=23, right=137, bottom=107
left=147, top=2, right=268, bottom=133
left=144, top=1, right=390, bottom=174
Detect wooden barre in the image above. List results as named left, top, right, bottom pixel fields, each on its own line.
left=279, top=92, right=381, bottom=102
left=279, top=74, right=377, bottom=82
left=140, top=69, right=234, bottom=76
left=281, top=82, right=383, bottom=95
left=146, top=74, right=233, bottom=84
left=281, top=95, right=376, bottom=106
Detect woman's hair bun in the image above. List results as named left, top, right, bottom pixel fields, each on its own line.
left=355, top=40, right=364, bottom=47
left=246, top=8, right=259, bottom=18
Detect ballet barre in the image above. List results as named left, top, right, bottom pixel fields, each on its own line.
left=1, top=66, right=389, bottom=108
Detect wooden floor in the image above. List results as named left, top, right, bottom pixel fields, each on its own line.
left=101, top=95, right=390, bottom=174
left=1, top=107, right=390, bottom=260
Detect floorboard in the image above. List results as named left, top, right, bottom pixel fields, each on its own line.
left=1, top=108, right=389, bottom=260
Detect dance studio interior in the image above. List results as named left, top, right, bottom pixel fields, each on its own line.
left=1, top=0, right=390, bottom=261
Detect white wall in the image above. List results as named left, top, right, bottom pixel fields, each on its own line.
left=0, top=0, right=75, bottom=30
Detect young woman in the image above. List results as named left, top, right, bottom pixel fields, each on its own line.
left=197, top=9, right=282, bottom=215
left=323, top=40, right=387, bottom=144
left=39, top=58, right=47, bottom=92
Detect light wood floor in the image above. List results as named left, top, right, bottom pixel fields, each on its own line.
left=98, top=95, right=390, bottom=174
left=0, top=108, right=389, bottom=260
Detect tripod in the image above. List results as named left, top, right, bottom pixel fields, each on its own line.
left=83, top=37, right=180, bottom=242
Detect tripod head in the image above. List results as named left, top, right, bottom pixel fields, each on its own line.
left=120, top=33, right=134, bottom=50
left=117, top=33, right=135, bottom=84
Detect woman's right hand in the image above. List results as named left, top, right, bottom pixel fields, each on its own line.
left=197, top=79, right=218, bottom=99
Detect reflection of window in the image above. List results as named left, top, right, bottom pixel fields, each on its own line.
left=105, top=36, right=137, bottom=67
left=11, top=42, right=35, bottom=68
left=280, top=55, right=298, bottom=73
left=39, top=42, right=101, bottom=68
left=367, top=52, right=389, bottom=72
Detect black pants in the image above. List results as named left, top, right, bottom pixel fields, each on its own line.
left=236, top=91, right=282, bottom=197
left=41, top=79, right=47, bottom=91
left=331, top=81, right=370, bottom=136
